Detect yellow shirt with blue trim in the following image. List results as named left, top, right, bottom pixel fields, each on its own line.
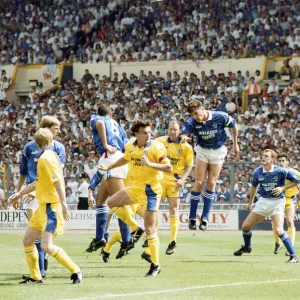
left=285, top=167, right=300, bottom=198
left=36, top=149, right=64, bottom=205
left=123, top=139, right=168, bottom=186
left=156, top=136, right=194, bottom=182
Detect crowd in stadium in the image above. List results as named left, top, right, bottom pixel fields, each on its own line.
left=0, top=0, right=299, bottom=65
left=0, top=0, right=300, bottom=209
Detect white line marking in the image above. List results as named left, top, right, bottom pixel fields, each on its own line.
left=62, top=279, right=299, bottom=300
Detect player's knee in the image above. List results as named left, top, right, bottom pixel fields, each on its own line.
left=194, top=180, right=204, bottom=190
left=23, top=236, right=34, bottom=247
left=41, top=242, right=53, bottom=254
left=145, top=225, right=156, bottom=236
left=274, top=227, right=284, bottom=236
left=242, top=222, right=251, bottom=231
left=96, top=198, right=106, bottom=206
left=206, top=179, right=216, bottom=190
left=286, top=218, right=294, bottom=228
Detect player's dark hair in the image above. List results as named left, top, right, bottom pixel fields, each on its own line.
left=277, top=153, right=289, bottom=161
left=131, top=120, right=151, bottom=134
left=98, top=104, right=111, bottom=116
left=187, top=99, right=203, bottom=114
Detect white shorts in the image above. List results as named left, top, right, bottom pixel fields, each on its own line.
left=252, top=197, right=285, bottom=217
left=98, top=150, right=128, bottom=180
left=194, top=145, right=227, bottom=164
left=23, top=197, right=39, bottom=210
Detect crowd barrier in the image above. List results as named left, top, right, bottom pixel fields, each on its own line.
left=1, top=209, right=299, bottom=231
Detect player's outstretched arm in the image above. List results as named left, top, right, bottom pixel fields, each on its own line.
left=99, top=157, right=129, bottom=172
left=176, top=166, right=193, bottom=188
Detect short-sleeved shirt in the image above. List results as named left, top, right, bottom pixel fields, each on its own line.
left=36, top=149, right=64, bottom=205
left=156, top=136, right=194, bottom=182
left=251, top=165, right=300, bottom=199
left=20, top=140, right=66, bottom=184
left=123, top=139, right=168, bottom=186
left=182, top=111, right=236, bottom=149
left=285, top=167, right=300, bottom=198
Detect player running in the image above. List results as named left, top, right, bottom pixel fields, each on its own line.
left=99, top=120, right=172, bottom=277
left=156, top=120, right=194, bottom=255
left=181, top=100, right=239, bottom=231
left=14, top=116, right=66, bottom=280
left=272, top=153, right=300, bottom=255
left=9, top=128, right=82, bottom=284
left=86, top=104, right=143, bottom=255
left=234, top=149, right=300, bottom=263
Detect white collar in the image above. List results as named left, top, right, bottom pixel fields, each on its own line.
left=263, top=165, right=274, bottom=173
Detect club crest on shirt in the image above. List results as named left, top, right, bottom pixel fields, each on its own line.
left=143, top=150, right=148, bottom=156
left=212, top=123, right=218, bottom=128
left=178, top=149, right=183, bottom=155
left=273, top=176, right=278, bottom=181
left=52, top=175, right=56, bottom=179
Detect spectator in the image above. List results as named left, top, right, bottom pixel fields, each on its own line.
left=66, top=187, right=78, bottom=205
left=77, top=173, right=89, bottom=210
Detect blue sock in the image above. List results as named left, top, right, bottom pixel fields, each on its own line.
left=104, top=232, right=109, bottom=243
left=118, top=218, right=130, bottom=246
left=35, top=238, right=46, bottom=276
left=279, top=232, right=296, bottom=256
left=189, top=191, right=201, bottom=220
left=242, top=230, right=252, bottom=249
left=201, top=189, right=216, bottom=221
left=95, top=206, right=108, bottom=241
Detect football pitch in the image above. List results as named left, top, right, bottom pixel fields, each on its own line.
left=1, top=230, right=300, bottom=300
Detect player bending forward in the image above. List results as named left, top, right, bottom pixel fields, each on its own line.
left=99, top=120, right=172, bottom=277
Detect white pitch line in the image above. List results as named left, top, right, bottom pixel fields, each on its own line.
left=62, top=279, right=299, bottom=300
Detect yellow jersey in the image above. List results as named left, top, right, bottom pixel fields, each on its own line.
left=285, top=167, right=300, bottom=198
left=36, top=149, right=64, bottom=205
left=156, top=136, right=194, bottom=182
left=123, top=139, right=169, bottom=186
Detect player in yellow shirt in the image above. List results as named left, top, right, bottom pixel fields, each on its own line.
left=8, top=129, right=82, bottom=284
left=99, top=120, right=172, bottom=277
left=155, top=121, right=194, bottom=255
left=273, top=153, right=300, bottom=255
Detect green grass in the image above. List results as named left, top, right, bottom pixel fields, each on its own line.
left=1, top=231, right=300, bottom=300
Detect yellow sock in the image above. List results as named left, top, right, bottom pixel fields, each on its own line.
left=49, top=245, right=80, bottom=274
left=24, top=245, right=41, bottom=280
left=272, top=222, right=281, bottom=245
left=169, top=214, right=179, bottom=243
left=147, top=233, right=160, bottom=265
left=288, top=226, right=296, bottom=246
left=112, top=206, right=139, bottom=232
left=103, top=231, right=121, bottom=253
left=144, top=247, right=151, bottom=255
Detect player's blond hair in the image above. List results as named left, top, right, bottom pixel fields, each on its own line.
left=263, top=149, right=277, bottom=160
left=34, top=128, right=53, bottom=149
left=39, top=116, right=61, bottom=128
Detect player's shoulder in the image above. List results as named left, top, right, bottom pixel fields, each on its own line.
left=212, top=110, right=229, bottom=119
left=125, top=138, right=136, bottom=150
left=53, top=140, right=65, bottom=150
left=253, top=165, right=263, bottom=175
left=288, top=167, right=300, bottom=176
left=24, top=140, right=37, bottom=150
left=155, top=136, right=168, bottom=144
left=90, top=114, right=104, bottom=124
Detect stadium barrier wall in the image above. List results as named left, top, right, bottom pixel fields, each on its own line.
left=0, top=210, right=238, bottom=231
left=72, top=58, right=265, bottom=82
left=238, top=210, right=300, bottom=230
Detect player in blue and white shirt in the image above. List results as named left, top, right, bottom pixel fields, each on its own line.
left=181, top=100, right=239, bottom=231
left=234, top=149, right=300, bottom=263
left=86, top=104, right=143, bottom=257
left=14, top=116, right=66, bottom=279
